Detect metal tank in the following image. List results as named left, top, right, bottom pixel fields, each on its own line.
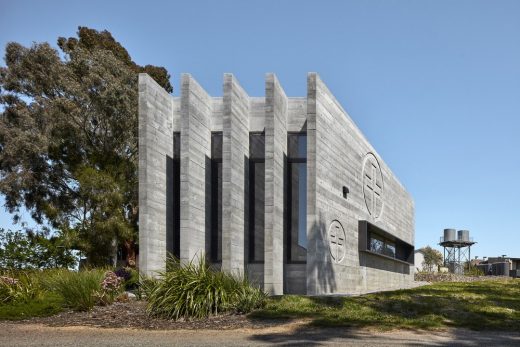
left=499, top=262, right=510, bottom=276
left=458, top=230, right=470, bottom=242
left=491, top=262, right=510, bottom=276
left=443, top=228, right=456, bottom=242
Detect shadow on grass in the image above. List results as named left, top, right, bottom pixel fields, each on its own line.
left=250, top=280, right=520, bottom=332
left=247, top=324, right=520, bottom=347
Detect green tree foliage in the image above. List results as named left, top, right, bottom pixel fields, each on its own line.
left=0, top=228, right=76, bottom=269
left=57, top=27, right=172, bottom=93
left=0, top=27, right=172, bottom=266
left=421, top=246, right=444, bottom=272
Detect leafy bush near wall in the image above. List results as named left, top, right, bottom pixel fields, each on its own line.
left=114, top=267, right=139, bottom=290
left=136, top=275, right=159, bottom=300
left=146, top=257, right=267, bottom=319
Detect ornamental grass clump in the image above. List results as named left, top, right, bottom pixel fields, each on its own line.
left=146, top=256, right=267, bottom=319
left=42, top=269, right=105, bottom=311
left=0, top=276, right=21, bottom=304
left=0, top=272, right=41, bottom=304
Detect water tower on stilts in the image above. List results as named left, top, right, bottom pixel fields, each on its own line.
left=439, top=229, right=476, bottom=274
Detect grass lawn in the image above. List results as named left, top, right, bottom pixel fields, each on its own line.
left=0, top=292, right=64, bottom=320
left=250, top=279, right=520, bottom=331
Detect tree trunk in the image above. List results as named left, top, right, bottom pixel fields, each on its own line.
left=123, top=239, right=137, bottom=267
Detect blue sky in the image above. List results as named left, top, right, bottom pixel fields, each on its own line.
left=1, top=0, right=519, bottom=258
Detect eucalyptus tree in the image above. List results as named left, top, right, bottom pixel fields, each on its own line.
left=0, top=27, right=172, bottom=266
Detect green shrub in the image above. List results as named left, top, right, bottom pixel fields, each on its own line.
left=42, top=269, right=105, bottom=311
left=233, top=277, right=267, bottom=314
left=0, top=276, right=25, bottom=303
left=0, top=271, right=42, bottom=304
left=464, top=266, right=484, bottom=277
left=146, top=256, right=266, bottom=319
left=114, top=267, right=139, bottom=290
left=126, top=268, right=139, bottom=290
left=136, top=275, right=159, bottom=300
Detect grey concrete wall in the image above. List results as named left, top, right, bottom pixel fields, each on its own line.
left=179, top=74, right=213, bottom=264
left=222, top=74, right=250, bottom=274
left=250, top=98, right=266, bottom=132
left=284, top=264, right=306, bottom=294
left=287, top=98, right=307, bottom=132
left=306, top=73, right=319, bottom=294
left=246, top=263, right=264, bottom=288
left=139, top=72, right=414, bottom=295
left=264, top=74, right=287, bottom=295
left=138, top=73, right=174, bottom=276
left=210, top=98, right=224, bottom=131
left=306, top=73, right=414, bottom=295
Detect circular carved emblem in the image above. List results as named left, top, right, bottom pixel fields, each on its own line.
left=328, top=220, right=346, bottom=263
left=362, top=153, right=384, bottom=218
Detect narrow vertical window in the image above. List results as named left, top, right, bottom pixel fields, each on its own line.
left=286, top=133, right=307, bottom=263
left=249, top=133, right=265, bottom=263
left=172, top=132, right=181, bottom=258
left=210, top=132, right=223, bottom=262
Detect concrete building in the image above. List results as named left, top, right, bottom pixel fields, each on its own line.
left=476, top=256, right=520, bottom=277
left=414, top=249, right=439, bottom=273
left=138, top=72, right=415, bottom=295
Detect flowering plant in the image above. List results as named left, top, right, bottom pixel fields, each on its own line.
left=0, top=276, right=19, bottom=286
left=97, top=271, right=124, bottom=305
left=0, top=273, right=39, bottom=303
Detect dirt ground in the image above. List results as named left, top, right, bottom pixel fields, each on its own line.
left=11, top=301, right=282, bottom=330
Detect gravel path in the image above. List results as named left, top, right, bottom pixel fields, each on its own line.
left=2, top=322, right=520, bottom=347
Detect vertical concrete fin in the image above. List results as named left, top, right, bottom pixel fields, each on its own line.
left=180, top=73, right=212, bottom=265
left=306, top=72, right=319, bottom=295
left=138, top=73, right=174, bottom=276
left=264, top=73, right=287, bottom=295
left=222, top=74, right=250, bottom=274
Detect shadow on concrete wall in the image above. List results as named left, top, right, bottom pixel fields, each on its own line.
left=358, top=252, right=410, bottom=275
left=307, top=212, right=337, bottom=294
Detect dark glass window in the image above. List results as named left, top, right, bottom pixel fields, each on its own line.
left=211, top=132, right=223, bottom=262
left=286, top=133, right=307, bottom=263
left=249, top=133, right=265, bottom=263
left=369, top=232, right=397, bottom=259
left=359, top=221, right=415, bottom=266
left=288, top=133, right=307, bottom=159
left=369, top=234, right=384, bottom=254
left=172, top=133, right=181, bottom=258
